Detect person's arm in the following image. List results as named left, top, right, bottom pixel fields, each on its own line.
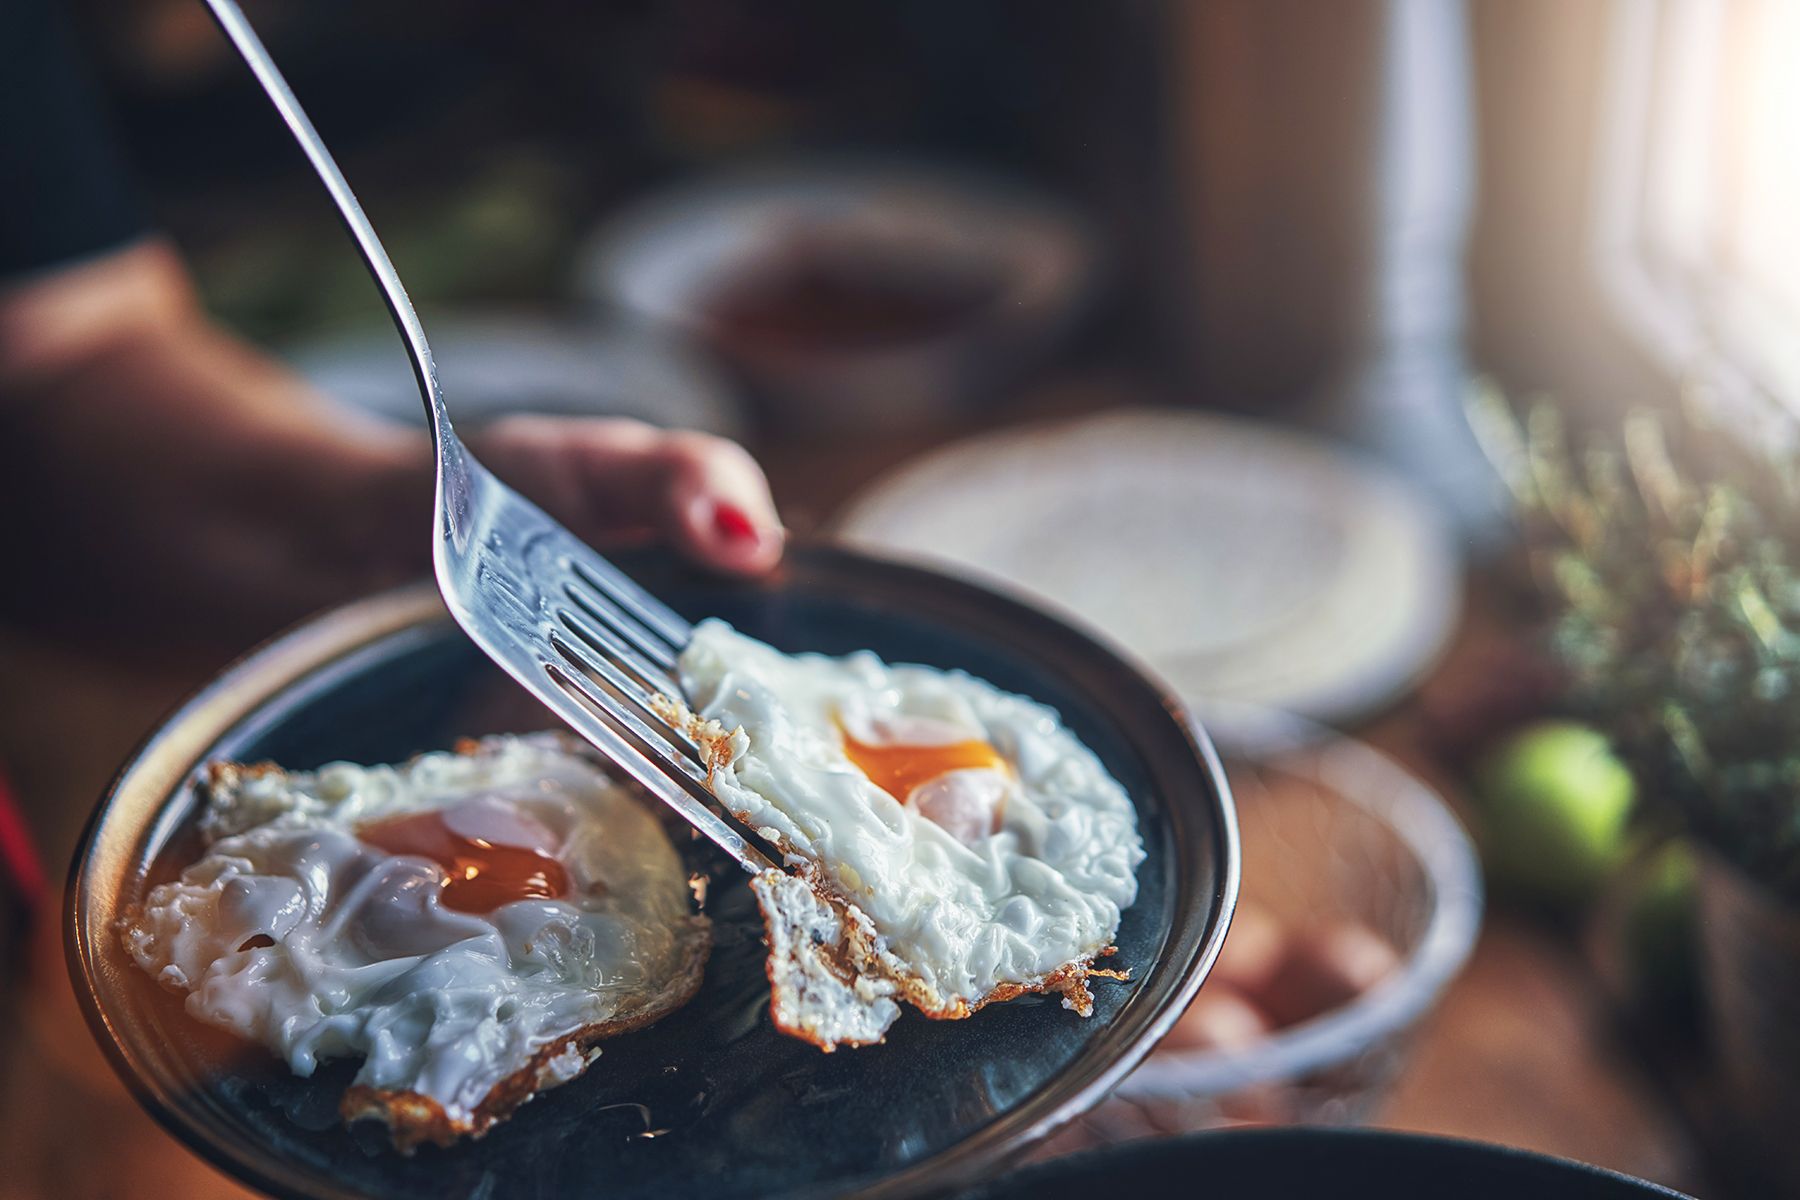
left=0, top=240, right=782, bottom=646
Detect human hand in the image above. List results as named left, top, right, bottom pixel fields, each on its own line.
left=0, top=242, right=784, bottom=647
left=471, top=415, right=784, bottom=577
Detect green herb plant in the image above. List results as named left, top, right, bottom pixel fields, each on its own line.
left=1470, top=382, right=1800, bottom=902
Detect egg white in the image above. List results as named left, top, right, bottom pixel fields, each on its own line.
left=677, top=619, right=1144, bottom=1048
left=122, top=733, right=709, bottom=1145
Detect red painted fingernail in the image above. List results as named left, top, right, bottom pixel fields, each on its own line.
left=0, top=768, right=45, bottom=915
left=712, top=502, right=759, bottom=542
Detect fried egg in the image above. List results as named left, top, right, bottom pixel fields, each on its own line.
left=121, top=733, right=710, bottom=1150
left=676, top=619, right=1144, bottom=1049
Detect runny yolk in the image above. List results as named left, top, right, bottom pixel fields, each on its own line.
left=357, top=809, right=570, bottom=913
left=838, top=728, right=1009, bottom=803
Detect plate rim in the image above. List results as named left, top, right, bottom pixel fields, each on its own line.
left=831, top=407, right=1463, bottom=724
left=66, top=546, right=1239, bottom=1200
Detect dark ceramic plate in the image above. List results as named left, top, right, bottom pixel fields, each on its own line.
left=67, top=546, right=1237, bottom=1200
left=964, top=1128, right=1694, bottom=1198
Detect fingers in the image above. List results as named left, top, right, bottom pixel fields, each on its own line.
left=659, top=429, right=786, bottom=575
left=475, top=416, right=785, bottom=576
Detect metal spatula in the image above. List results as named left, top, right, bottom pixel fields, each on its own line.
left=202, top=0, right=775, bottom=875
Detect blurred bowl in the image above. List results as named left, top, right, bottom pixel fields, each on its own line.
left=1076, top=709, right=1481, bottom=1139
left=576, top=162, right=1096, bottom=431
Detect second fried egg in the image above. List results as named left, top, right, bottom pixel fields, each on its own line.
left=677, top=619, right=1144, bottom=1049
left=122, top=733, right=710, bottom=1148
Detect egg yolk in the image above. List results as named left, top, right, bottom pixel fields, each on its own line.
left=839, top=728, right=1008, bottom=804
left=358, top=809, right=570, bottom=913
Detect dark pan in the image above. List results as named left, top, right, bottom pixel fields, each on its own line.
left=963, top=1127, right=1695, bottom=1199
left=68, top=545, right=1237, bottom=1199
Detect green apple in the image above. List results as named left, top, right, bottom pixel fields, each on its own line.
left=1473, top=720, right=1637, bottom=908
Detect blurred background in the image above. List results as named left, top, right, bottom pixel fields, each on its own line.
left=9, top=0, right=1800, bottom=1196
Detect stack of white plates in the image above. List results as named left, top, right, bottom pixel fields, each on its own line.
left=835, top=408, right=1461, bottom=724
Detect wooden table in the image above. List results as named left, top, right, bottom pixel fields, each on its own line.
left=0, top=395, right=1710, bottom=1198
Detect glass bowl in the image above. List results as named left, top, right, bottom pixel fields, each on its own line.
left=1060, top=709, right=1481, bottom=1143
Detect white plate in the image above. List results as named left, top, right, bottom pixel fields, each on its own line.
left=287, top=313, right=745, bottom=437
left=835, top=409, right=1462, bottom=723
